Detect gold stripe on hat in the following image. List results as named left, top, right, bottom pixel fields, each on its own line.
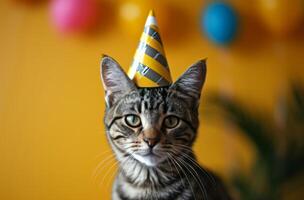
left=140, top=33, right=164, bottom=55
left=133, top=51, right=171, bottom=82
left=135, top=64, right=170, bottom=86
left=134, top=71, right=159, bottom=87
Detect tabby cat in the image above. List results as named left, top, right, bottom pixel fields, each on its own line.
left=100, top=55, right=231, bottom=200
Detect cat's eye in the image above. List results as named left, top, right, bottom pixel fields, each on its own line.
left=163, top=116, right=180, bottom=129
left=125, top=115, right=141, bottom=128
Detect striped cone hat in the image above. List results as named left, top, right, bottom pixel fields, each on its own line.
left=128, top=10, right=172, bottom=87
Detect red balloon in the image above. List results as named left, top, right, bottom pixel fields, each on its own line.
left=50, top=0, right=99, bottom=34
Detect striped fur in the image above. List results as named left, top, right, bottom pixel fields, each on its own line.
left=101, top=56, right=232, bottom=200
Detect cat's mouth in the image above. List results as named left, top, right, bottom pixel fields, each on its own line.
left=140, top=148, right=163, bottom=158
left=142, top=152, right=159, bottom=158
left=132, top=151, right=164, bottom=167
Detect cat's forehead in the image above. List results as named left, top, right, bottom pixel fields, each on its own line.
left=139, top=87, right=169, bottom=100
left=117, top=87, right=169, bottom=112
left=119, top=87, right=167, bottom=103
left=115, top=87, right=189, bottom=116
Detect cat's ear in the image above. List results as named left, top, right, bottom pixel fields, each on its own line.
left=170, top=59, right=207, bottom=99
left=100, top=55, right=137, bottom=107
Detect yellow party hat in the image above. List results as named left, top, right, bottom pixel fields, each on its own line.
left=128, top=10, right=172, bottom=87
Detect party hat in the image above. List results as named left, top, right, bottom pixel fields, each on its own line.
left=128, top=10, right=172, bottom=87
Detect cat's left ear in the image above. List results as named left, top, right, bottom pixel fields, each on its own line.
left=170, top=59, right=207, bottom=100
left=100, top=55, right=137, bottom=107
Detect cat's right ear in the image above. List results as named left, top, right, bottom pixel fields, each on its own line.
left=100, top=55, right=137, bottom=107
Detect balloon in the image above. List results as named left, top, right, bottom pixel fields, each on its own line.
left=258, top=0, right=304, bottom=36
left=201, top=2, right=239, bottom=45
left=50, top=0, right=99, bottom=34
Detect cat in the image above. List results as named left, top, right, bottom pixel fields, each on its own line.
left=100, top=55, right=232, bottom=200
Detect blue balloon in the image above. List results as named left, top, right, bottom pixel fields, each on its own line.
left=201, top=2, right=238, bottom=45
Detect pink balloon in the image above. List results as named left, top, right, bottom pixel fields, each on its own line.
left=50, top=0, right=99, bottom=33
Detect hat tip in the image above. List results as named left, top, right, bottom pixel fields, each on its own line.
left=148, top=9, right=155, bottom=17
left=145, top=9, right=158, bottom=27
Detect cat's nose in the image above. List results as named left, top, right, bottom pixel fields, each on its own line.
left=143, top=137, right=160, bottom=148
left=143, top=128, right=161, bottom=148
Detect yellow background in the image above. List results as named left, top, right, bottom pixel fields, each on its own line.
left=1, top=0, right=304, bottom=199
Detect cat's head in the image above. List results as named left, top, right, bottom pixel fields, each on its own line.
left=100, top=56, right=206, bottom=167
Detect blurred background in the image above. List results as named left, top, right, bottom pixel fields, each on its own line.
left=1, top=0, right=304, bottom=199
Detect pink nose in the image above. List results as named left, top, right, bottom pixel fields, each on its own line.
left=143, top=128, right=161, bottom=148
left=143, top=137, right=160, bottom=148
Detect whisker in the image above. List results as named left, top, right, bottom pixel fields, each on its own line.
left=98, top=161, right=118, bottom=187
left=169, top=144, right=216, bottom=186
left=98, top=154, right=133, bottom=188
left=93, top=159, right=117, bottom=183
left=171, top=150, right=208, bottom=199
left=92, top=154, right=116, bottom=180
left=105, top=164, right=118, bottom=190
left=174, top=144, right=194, bottom=152
left=166, top=153, right=186, bottom=189
left=165, top=154, right=174, bottom=177
left=94, top=149, right=113, bottom=159
left=104, top=155, right=131, bottom=190
left=167, top=153, right=197, bottom=200
left=182, top=154, right=216, bottom=187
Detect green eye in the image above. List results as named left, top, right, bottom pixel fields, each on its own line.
left=125, top=115, right=141, bottom=128
left=164, top=116, right=180, bottom=129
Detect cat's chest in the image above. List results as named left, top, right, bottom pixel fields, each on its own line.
left=114, top=169, right=185, bottom=200
left=114, top=178, right=185, bottom=200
